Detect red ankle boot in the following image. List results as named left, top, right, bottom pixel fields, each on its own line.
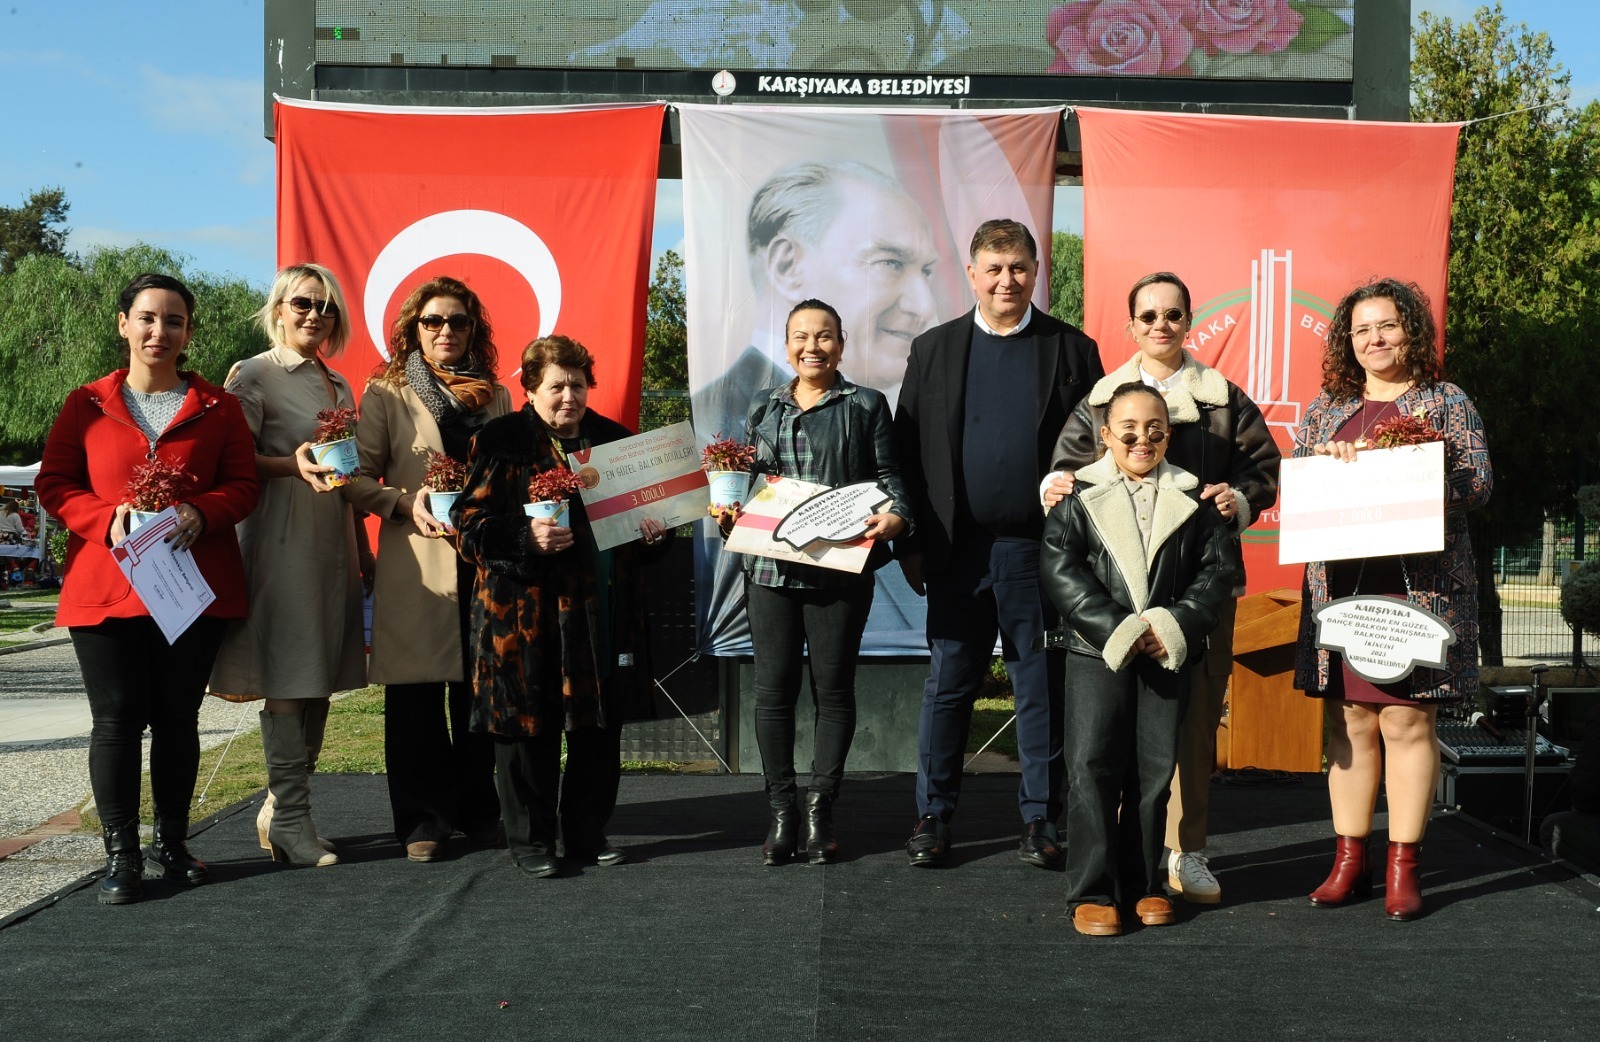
left=1308, top=835, right=1371, bottom=906
left=1385, top=841, right=1422, bottom=921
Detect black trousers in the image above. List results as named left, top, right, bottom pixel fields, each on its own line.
left=69, top=616, right=228, bottom=827
left=493, top=721, right=624, bottom=859
left=746, top=579, right=874, bottom=805
left=1061, top=649, right=1188, bottom=908
left=385, top=680, right=499, bottom=845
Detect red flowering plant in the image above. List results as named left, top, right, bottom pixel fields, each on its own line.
left=123, top=458, right=196, bottom=513
left=312, top=407, right=359, bottom=443
left=421, top=450, right=469, bottom=492
left=700, top=434, right=757, bottom=473
left=527, top=467, right=585, bottom=504
left=1365, top=406, right=1442, bottom=450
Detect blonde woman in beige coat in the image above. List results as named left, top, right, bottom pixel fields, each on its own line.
left=347, top=276, right=511, bottom=862
left=212, top=263, right=370, bottom=868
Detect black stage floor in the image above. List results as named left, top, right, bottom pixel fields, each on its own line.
left=4, top=770, right=1598, bottom=1042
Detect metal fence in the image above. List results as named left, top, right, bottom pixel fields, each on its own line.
left=1490, top=515, right=1598, bottom=666
left=640, top=389, right=690, bottom=432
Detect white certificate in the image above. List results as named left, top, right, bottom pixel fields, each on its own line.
left=724, top=475, right=877, bottom=574
left=109, top=506, right=216, bottom=644
left=1277, top=441, right=1444, bottom=565
left=566, top=422, right=709, bottom=552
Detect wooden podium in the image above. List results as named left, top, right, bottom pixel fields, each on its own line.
left=1216, top=588, right=1324, bottom=773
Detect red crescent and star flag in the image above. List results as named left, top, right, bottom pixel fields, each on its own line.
left=274, top=97, right=665, bottom=425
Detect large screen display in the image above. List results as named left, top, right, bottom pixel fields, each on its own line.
left=313, top=1, right=1354, bottom=82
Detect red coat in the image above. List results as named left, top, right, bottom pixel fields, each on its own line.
left=37, top=370, right=260, bottom=627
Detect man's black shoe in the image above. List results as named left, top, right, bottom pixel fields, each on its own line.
left=906, top=815, right=951, bottom=867
left=1018, top=817, right=1063, bottom=870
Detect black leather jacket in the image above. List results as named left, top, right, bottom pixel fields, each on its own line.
left=1040, top=457, right=1239, bottom=668
left=1051, top=354, right=1280, bottom=533
left=742, top=376, right=912, bottom=570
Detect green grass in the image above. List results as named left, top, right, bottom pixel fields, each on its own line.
left=0, top=590, right=58, bottom=646
left=966, top=696, right=1019, bottom=760
left=0, top=608, right=57, bottom=633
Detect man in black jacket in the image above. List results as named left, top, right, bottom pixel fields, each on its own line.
left=892, top=218, right=1103, bottom=868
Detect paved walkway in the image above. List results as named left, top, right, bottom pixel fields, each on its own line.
left=0, top=631, right=256, bottom=919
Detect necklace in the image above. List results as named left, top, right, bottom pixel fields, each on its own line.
left=1352, top=396, right=1404, bottom=447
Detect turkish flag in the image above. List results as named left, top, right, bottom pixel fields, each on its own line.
left=1078, top=107, right=1460, bottom=594
left=275, top=98, right=665, bottom=425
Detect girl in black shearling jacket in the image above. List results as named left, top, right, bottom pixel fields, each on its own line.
left=1040, top=383, right=1237, bottom=937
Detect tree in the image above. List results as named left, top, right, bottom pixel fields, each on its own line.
left=0, top=245, right=267, bottom=463
left=1412, top=3, right=1600, bottom=663
left=643, top=249, right=688, bottom=390
left=0, top=188, right=70, bottom=276
left=1048, top=231, right=1085, bottom=329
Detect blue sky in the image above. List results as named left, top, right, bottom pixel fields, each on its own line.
left=1, top=1, right=1596, bottom=289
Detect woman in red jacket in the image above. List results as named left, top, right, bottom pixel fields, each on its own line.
left=37, top=273, right=260, bottom=906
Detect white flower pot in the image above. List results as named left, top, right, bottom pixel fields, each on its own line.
left=310, top=437, right=360, bottom=488
left=524, top=499, right=569, bottom=526
left=707, top=470, right=750, bottom=511
left=427, top=490, right=460, bottom=531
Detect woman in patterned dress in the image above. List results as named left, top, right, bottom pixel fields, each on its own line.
left=1293, top=278, right=1492, bottom=920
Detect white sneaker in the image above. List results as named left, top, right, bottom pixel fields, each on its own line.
left=1168, top=849, right=1221, bottom=904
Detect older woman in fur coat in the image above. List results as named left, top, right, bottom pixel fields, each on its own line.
left=453, top=334, right=671, bottom=878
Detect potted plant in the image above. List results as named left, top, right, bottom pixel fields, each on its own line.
left=525, top=467, right=586, bottom=527
left=1362, top=407, right=1442, bottom=450
left=701, top=433, right=758, bottom=514
left=310, top=407, right=361, bottom=488
left=122, top=458, right=195, bottom=534
left=420, top=450, right=470, bottom=532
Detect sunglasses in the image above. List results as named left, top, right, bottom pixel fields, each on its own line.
left=1115, top=429, right=1167, bottom=446
left=1134, top=308, right=1187, bottom=325
left=417, top=314, right=474, bottom=333
left=286, top=296, right=340, bottom=318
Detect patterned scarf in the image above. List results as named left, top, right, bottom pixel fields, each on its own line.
left=405, top=348, right=494, bottom=422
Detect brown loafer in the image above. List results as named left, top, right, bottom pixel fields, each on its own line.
left=1072, top=903, right=1122, bottom=936
left=406, top=840, right=442, bottom=863
left=1135, top=895, right=1176, bottom=926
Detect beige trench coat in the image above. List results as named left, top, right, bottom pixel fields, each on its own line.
left=345, top=376, right=512, bottom=685
left=210, top=347, right=368, bottom=700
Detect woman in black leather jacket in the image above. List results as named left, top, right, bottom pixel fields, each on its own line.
left=1041, top=383, right=1237, bottom=937
left=722, top=298, right=911, bottom=866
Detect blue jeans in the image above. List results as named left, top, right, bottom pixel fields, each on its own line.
left=916, top=535, right=1062, bottom=824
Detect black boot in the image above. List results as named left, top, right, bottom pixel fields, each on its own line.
left=762, top=802, right=800, bottom=866
left=99, top=823, right=144, bottom=906
left=145, top=818, right=208, bottom=886
left=805, top=791, right=838, bottom=865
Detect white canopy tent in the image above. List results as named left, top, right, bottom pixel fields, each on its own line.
left=0, top=463, right=53, bottom=578
left=0, top=462, right=41, bottom=488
